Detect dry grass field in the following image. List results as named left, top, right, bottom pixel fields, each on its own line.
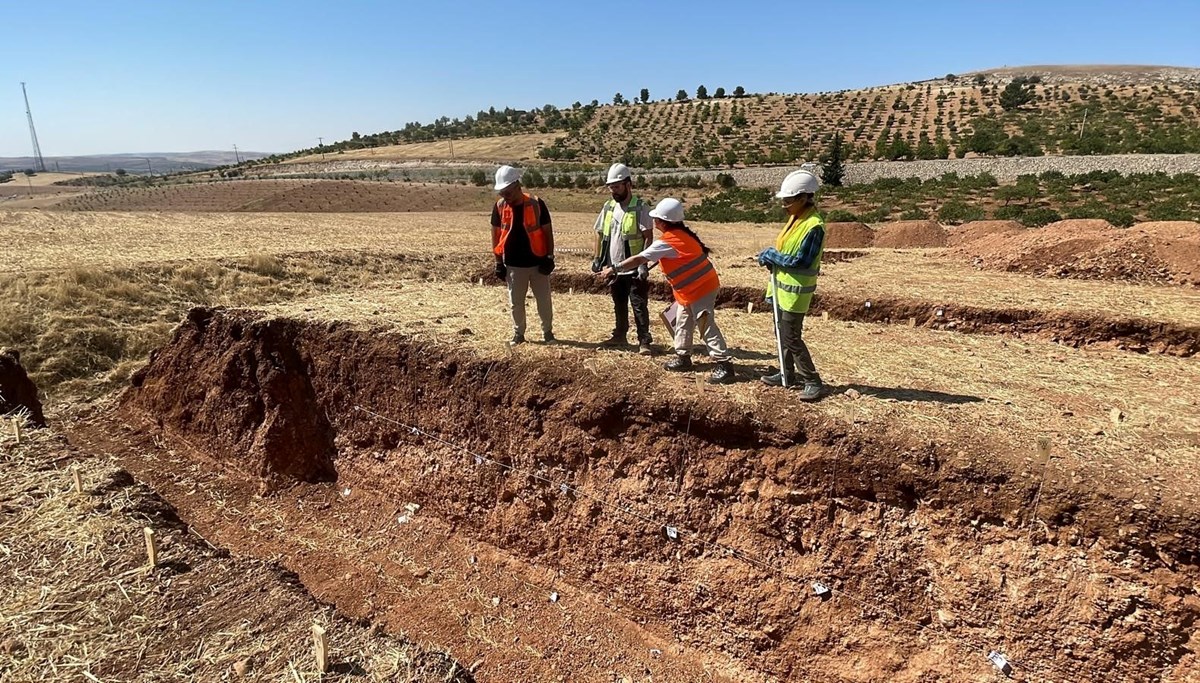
left=4, top=202, right=1200, bottom=682
left=284, top=132, right=559, bottom=164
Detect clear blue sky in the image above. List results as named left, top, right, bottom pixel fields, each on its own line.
left=3, top=0, right=1198, bottom=157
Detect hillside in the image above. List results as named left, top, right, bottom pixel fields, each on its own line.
left=270, top=66, right=1200, bottom=170
left=0, top=151, right=271, bottom=174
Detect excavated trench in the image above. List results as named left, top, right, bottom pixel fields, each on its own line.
left=105, top=308, right=1200, bottom=682
left=467, top=266, right=1200, bottom=357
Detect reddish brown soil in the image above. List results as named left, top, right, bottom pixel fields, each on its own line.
left=823, top=222, right=875, bottom=248
left=85, top=308, right=1200, bottom=683
left=870, top=220, right=948, bottom=249
left=505, top=270, right=1200, bottom=357
left=946, top=220, right=1025, bottom=247
left=955, top=220, right=1200, bottom=286
left=0, top=348, right=45, bottom=425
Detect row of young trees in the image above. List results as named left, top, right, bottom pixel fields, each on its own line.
left=614, top=85, right=748, bottom=105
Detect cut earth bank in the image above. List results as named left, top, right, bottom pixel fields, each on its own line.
left=72, top=306, right=1200, bottom=683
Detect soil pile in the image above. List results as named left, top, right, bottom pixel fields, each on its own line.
left=0, top=349, right=45, bottom=426
left=822, top=222, right=874, bottom=248
left=946, top=220, right=1024, bottom=247
left=956, top=220, right=1200, bottom=285
left=871, top=220, right=948, bottom=248
left=126, top=308, right=336, bottom=486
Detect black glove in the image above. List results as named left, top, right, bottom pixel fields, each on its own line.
left=591, top=257, right=602, bottom=274
left=538, top=256, right=555, bottom=276
left=494, top=262, right=507, bottom=280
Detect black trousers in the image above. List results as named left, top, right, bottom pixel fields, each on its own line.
left=611, top=275, right=652, bottom=344
left=779, top=310, right=821, bottom=384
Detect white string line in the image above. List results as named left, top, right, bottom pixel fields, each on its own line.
left=354, top=404, right=1060, bottom=679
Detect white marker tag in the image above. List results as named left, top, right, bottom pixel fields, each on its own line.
left=665, top=526, right=679, bottom=540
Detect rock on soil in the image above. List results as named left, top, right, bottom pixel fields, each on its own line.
left=823, top=222, right=874, bottom=248
left=871, top=220, right=948, bottom=248
left=0, top=349, right=45, bottom=426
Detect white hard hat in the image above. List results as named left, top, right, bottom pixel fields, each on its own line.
left=494, top=165, right=522, bottom=192
left=649, top=198, right=685, bottom=223
left=605, top=163, right=631, bottom=185
left=775, top=169, right=821, bottom=198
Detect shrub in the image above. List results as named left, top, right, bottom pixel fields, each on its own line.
left=900, top=206, right=929, bottom=220
left=825, top=209, right=859, bottom=222
left=937, top=200, right=985, bottom=224
left=1020, top=208, right=1062, bottom=227
left=469, top=170, right=487, bottom=186
left=715, top=173, right=737, bottom=188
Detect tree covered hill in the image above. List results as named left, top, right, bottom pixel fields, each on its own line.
left=266, top=66, right=1200, bottom=169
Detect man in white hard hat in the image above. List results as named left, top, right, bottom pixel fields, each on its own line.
left=592, top=163, right=655, bottom=355
left=757, top=168, right=825, bottom=400
left=490, top=165, right=556, bottom=345
left=601, top=198, right=735, bottom=384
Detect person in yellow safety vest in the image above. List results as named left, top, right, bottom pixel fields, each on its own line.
left=600, top=198, right=735, bottom=384
left=592, top=163, right=655, bottom=355
left=757, top=169, right=825, bottom=401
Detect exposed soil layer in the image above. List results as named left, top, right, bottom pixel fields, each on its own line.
left=823, top=222, right=875, bottom=248
left=107, top=308, right=1200, bottom=682
left=956, top=219, right=1200, bottom=286
left=871, top=220, right=948, bottom=248
left=479, top=269, right=1200, bottom=357
left=946, top=220, right=1026, bottom=247
left=0, top=348, right=46, bottom=425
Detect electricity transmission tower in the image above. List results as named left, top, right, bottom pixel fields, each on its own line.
left=20, top=83, right=47, bottom=172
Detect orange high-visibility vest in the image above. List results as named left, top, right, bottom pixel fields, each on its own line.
left=493, top=194, right=549, bottom=258
left=659, top=228, right=719, bottom=305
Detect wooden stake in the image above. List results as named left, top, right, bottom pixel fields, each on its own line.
left=11, top=418, right=22, bottom=444
left=313, top=624, right=330, bottom=673
left=144, top=527, right=158, bottom=568
left=746, top=302, right=754, bottom=314
left=72, top=467, right=83, bottom=495
left=569, top=287, right=575, bottom=295
left=908, top=317, right=917, bottom=328
left=1036, top=436, right=1051, bottom=464
left=821, top=311, right=829, bottom=320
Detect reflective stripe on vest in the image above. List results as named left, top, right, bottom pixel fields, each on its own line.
left=494, top=194, right=548, bottom=258
left=597, top=196, right=645, bottom=259
left=766, top=211, right=824, bottom=314
left=659, top=229, right=719, bottom=306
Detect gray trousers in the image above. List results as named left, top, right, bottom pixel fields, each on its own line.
left=506, top=266, right=553, bottom=336
left=674, top=291, right=731, bottom=361
left=779, top=310, right=820, bottom=384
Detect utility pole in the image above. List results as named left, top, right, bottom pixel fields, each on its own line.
left=144, top=158, right=153, bottom=176
left=1078, top=108, right=1089, bottom=140
left=20, top=83, right=47, bottom=172
left=233, top=144, right=241, bottom=164
left=318, top=137, right=325, bottom=160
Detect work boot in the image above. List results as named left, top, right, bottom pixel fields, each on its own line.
left=543, top=331, right=557, bottom=344
left=708, top=361, right=735, bottom=384
left=796, top=382, right=824, bottom=402
left=663, top=354, right=693, bottom=372
left=760, top=372, right=796, bottom=388
left=509, top=333, right=525, bottom=347
left=638, top=343, right=654, bottom=356
left=600, top=334, right=628, bottom=347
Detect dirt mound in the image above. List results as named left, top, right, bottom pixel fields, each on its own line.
left=870, top=220, right=948, bottom=248
left=0, top=349, right=45, bottom=426
left=110, top=308, right=1200, bottom=682
left=822, top=222, right=874, bottom=248
left=126, top=309, right=335, bottom=486
left=957, top=219, right=1200, bottom=285
left=946, top=220, right=1024, bottom=247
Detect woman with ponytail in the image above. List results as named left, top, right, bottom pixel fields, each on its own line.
left=599, top=198, right=735, bottom=384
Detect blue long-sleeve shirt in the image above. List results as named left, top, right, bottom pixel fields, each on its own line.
left=758, top=225, right=825, bottom=271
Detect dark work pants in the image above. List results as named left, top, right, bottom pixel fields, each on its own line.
left=611, top=275, right=652, bottom=344
left=779, top=310, right=821, bottom=384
